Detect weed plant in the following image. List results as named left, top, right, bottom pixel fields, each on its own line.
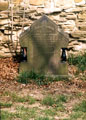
left=42, top=94, right=67, bottom=111
left=68, top=53, right=86, bottom=72
left=42, top=95, right=55, bottom=106
left=0, top=102, right=12, bottom=108
left=17, top=70, right=69, bottom=85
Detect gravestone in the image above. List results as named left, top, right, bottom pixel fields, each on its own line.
left=19, top=15, right=69, bottom=76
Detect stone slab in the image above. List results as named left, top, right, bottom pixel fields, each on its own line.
left=19, top=15, right=69, bottom=75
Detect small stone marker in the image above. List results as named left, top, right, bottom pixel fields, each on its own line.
left=19, top=15, right=69, bottom=76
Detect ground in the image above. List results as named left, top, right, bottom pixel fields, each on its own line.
left=0, top=58, right=86, bottom=120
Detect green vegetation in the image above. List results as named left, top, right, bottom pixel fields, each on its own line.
left=2, top=91, right=36, bottom=104
left=11, top=92, right=36, bottom=104
left=36, top=117, right=53, bottom=120
left=17, top=71, right=46, bottom=85
left=15, top=106, right=37, bottom=119
left=80, top=74, right=86, bottom=81
left=1, top=91, right=86, bottom=120
left=42, top=94, right=67, bottom=106
left=1, top=111, right=15, bottom=120
left=1, top=106, right=37, bottom=120
left=68, top=53, right=86, bottom=72
left=42, top=94, right=67, bottom=112
left=2, top=91, right=10, bottom=96
left=1, top=107, right=54, bottom=120
left=42, top=95, right=55, bottom=106
left=42, top=108, right=57, bottom=116
left=73, top=100, right=86, bottom=112
left=64, top=100, right=86, bottom=120
left=67, top=111, right=84, bottom=120
left=17, top=70, right=69, bottom=85
left=0, top=102, right=12, bottom=108
left=57, top=94, right=67, bottom=103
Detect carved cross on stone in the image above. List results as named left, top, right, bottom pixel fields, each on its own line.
left=19, top=15, right=69, bottom=75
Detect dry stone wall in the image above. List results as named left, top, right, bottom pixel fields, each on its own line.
left=0, top=0, right=86, bottom=57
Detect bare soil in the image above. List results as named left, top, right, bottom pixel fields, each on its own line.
left=0, top=58, right=86, bottom=120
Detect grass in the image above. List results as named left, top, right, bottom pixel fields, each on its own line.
left=42, top=95, right=55, bottom=106
left=74, top=92, right=83, bottom=98
left=64, top=100, right=86, bottom=120
left=42, top=94, right=67, bottom=106
left=36, top=117, right=53, bottom=120
left=65, top=111, right=86, bottom=120
left=1, top=91, right=85, bottom=120
left=0, top=102, right=12, bottom=108
left=1, top=106, right=37, bottom=120
left=16, top=106, right=37, bottom=119
left=17, top=70, right=69, bottom=85
left=57, top=94, right=67, bottom=103
left=11, top=93, right=27, bottom=102
left=42, top=108, right=57, bottom=116
left=0, top=92, right=68, bottom=119
left=68, top=53, right=86, bottom=72
left=80, top=74, right=86, bottom=81
left=1, top=106, right=55, bottom=120
left=11, top=93, right=36, bottom=104
left=2, top=91, right=36, bottom=104
left=17, top=71, right=46, bottom=85
left=68, top=111, right=84, bottom=120
left=42, top=94, right=67, bottom=112
left=73, top=100, right=86, bottom=112
left=1, top=111, right=15, bottom=120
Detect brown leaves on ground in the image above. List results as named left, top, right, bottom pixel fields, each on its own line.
left=0, top=57, right=19, bottom=94
left=0, top=57, right=86, bottom=96
left=0, top=57, right=19, bottom=80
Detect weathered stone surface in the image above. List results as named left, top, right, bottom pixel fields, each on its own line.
left=64, top=20, right=76, bottom=26
left=0, top=19, right=9, bottom=25
left=78, top=12, right=86, bottom=20
left=78, top=25, right=86, bottom=31
left=74, top=0, right=85, bottom=5
left=71, top=31, right=86, bottom=38
left=70, top=7, right=83, bottom=13
left=66, top=14, right=77, bottom=20
left=74, top=0, right=84, bottom=2
left=55, top=0, right=75, bottom=8
left=78, top=38, right=86, bottom=42
left=13, top=0, right=23, bottom=4
left=0, top=1, right=9, bottom=11
left=50, top=16, right=60, bottom=21
left=19, top=15, right=69, bottom=75
left=62, top=25, right=76, bottom=32
left=60, top=12, right=67, bottom=17
left=72, top=42, right=86, bottom=51
left=29, top=0, right=44, bottom=5
left=44, top=7, right=62, bottom=14
left=0, top=0, right=86, bottom=57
